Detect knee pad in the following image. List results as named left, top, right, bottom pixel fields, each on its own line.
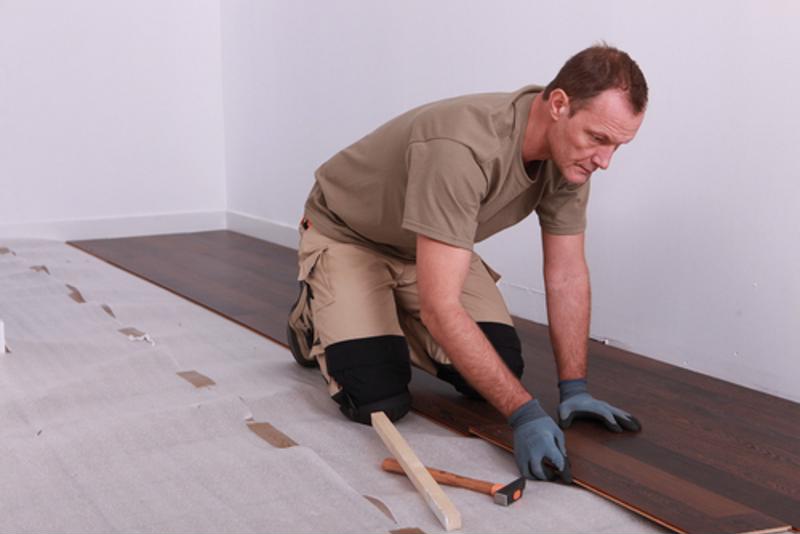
left=435, top=322, right=523, bottom=400
left=325, top=335, right=412, bottom=425
left=434, top=364, right=484, bottom=400
left=478, top=322, right=524, bottom=378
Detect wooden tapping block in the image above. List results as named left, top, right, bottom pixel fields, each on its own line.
left=371, top=411, right=462, bottom=531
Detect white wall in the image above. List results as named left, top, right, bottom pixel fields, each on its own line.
left=0, top=0, right=227, bottom=239
left=2, top=1, right=796, bottom=401
left=221, top=1, right=800, bottom=402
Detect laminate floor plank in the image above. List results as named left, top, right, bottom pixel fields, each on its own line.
left=68, top=231, right=798, bottom=534
left=413, top=372, right=789, bottom=534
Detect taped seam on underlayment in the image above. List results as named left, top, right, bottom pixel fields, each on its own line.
left=363, top=495, right=397, bottom=523
left=246, top=422, right=298, bottom=449
left=176, top=370, right=215, bottom=389
left=66, top=284, right=86, bottom=304
left=118, top=327, right=155, bottom=346
left=0, top=319, right=6, bottom=354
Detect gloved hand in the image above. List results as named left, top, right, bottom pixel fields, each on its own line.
left=509, top=399, right=572, bottom=483
left=557, top=378, right=641, bottom=432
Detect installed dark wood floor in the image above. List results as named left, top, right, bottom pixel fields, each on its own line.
left=70, top=231, right=799, bottom=534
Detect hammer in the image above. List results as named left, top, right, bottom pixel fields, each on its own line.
left=381, top=457, right=526, bottom=506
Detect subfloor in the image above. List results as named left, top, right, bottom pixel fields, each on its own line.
left=0, top=239, right=666, bottom=533
left=67, top=231, right=800, bottom=534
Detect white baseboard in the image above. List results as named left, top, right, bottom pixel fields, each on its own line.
left=0, top=211, right=227, bottom=241
left=226, top=210, right=299, bottom=250
left=497, top=281, right=549, bottom=325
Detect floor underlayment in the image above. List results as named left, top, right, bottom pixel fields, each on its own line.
left=0, top=239, right=667, bottom=533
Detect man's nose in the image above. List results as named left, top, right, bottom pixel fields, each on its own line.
left=592, top=146, right=614, bottom=170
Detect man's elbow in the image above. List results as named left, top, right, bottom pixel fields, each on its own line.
left=420, top=300, right=462, bottom=332
left=544, top=265, right=590, bottom=292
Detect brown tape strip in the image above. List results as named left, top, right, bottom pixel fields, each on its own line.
left=66, top=284, right=86, bottom=303
left=364, top=495, right=396, bottom=523
left=118, top=327, right=146, bottom=337
left=390, top=529, right=426, bottom=534
left=247, top=422, right=298, bottom=448
left=30, top=265, right=50, bottom=275
left=176, top=370, right=215, bottom=388
left=101, top=304, right=116, bottom=318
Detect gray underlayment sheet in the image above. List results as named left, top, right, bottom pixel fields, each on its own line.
left=0, top=239, right=664, bottom=534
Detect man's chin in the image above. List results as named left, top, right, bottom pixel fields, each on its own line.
left=564, top=169, right=591, bottom=185
left=553, top=161, right=590, bottom=185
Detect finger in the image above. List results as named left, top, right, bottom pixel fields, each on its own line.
left=615, top=412, right=642, bottom=432
left=570, top=409, right=623, bottom=432
left=597, top=407, right=623, bottom=432
left=608, top=405, right=641, bottom=432
left=541, top=461, right=557, bottom=481
left=554, top=431, right=568, bottom=458
left=558, top=411, right=575, bottom=429
left=544, top=442, right=566, bottom=472
left=559, top=457, right=573, bottom=484
left=530, top=458, right=548, bottom=481
left=517, top=457, right=534, bottom=479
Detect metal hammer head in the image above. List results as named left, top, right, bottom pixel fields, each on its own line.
left=492, top=477, right=526, bottom=506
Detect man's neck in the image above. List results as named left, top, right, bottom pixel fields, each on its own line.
left=521, top=93, right=552, bottom=163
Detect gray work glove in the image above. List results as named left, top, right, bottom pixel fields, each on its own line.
left=509, top=399, right=572, bottom=483
left=557, top=379, right=642, bottom=432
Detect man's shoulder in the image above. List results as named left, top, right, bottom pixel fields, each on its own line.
left=408, top=85, right=543, bottom=152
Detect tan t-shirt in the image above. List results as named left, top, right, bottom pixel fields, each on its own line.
left=304, top=85, right=590, bottom=261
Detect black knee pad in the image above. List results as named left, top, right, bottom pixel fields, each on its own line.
left=435, top=364, right=484, bottom=400
left=325, top=335, right=412, bottom=425
left=479, top=322, right=524, bottom=378
left=436, top=322, right=524, bottom=400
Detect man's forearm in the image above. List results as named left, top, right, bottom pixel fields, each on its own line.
left=545, top=265, right=590, bottom=381
left=422, top=305, right=531, bottom=417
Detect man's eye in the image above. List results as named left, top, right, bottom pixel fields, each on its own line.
left=591, top=134, right=603, bottom=143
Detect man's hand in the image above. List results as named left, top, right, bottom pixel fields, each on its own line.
left=557, top=379, right=641, bottom=432
left=510, top=399, right=572, bottom=483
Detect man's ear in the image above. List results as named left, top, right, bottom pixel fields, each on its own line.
left=548, top=89, right=570, bottom=121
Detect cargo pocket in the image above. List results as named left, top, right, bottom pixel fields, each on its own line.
left=298, top=246, right=335, bottom=310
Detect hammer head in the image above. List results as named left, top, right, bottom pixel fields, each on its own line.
left=493, top=477, right=526, bottom=506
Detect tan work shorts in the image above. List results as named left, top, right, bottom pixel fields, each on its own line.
left=297, top=224, right=513, bottom=397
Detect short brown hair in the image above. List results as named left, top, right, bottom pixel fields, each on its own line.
left=543, top=44, right=648, bottom=115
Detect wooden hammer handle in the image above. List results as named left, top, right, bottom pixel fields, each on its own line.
left=382, top=457, right=498, bottom=495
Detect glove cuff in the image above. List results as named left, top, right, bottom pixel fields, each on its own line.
left=558, top=378, right=588, bottom=402
left=508, top=399, right=548, bottom=428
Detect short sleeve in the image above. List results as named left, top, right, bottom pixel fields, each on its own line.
left=536, top=176, right=591, bottom=235
left=402, top=139, right=488, bottom=249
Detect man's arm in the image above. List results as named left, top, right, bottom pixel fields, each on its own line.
left=542, top=230, right=641, bottom=433
left=417, top=234, right=571, bottom=482
left=541, top=231, right=590, bottom=381
left=416, top=234, right=530, bottom=417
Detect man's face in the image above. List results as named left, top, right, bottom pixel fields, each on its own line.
left=547, top=89, right=644, bottom=184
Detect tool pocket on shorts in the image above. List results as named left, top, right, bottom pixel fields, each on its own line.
left=298, top=246, right=335, bottom=310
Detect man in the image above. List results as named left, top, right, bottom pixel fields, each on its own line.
left=287, top=44, right=647, bottom=482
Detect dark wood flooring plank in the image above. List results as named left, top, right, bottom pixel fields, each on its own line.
left=68, top=231, right=798, bottom=534
left=413, top=372, right=789, bottom=534
left=71, top=231, right=298, bottom=345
